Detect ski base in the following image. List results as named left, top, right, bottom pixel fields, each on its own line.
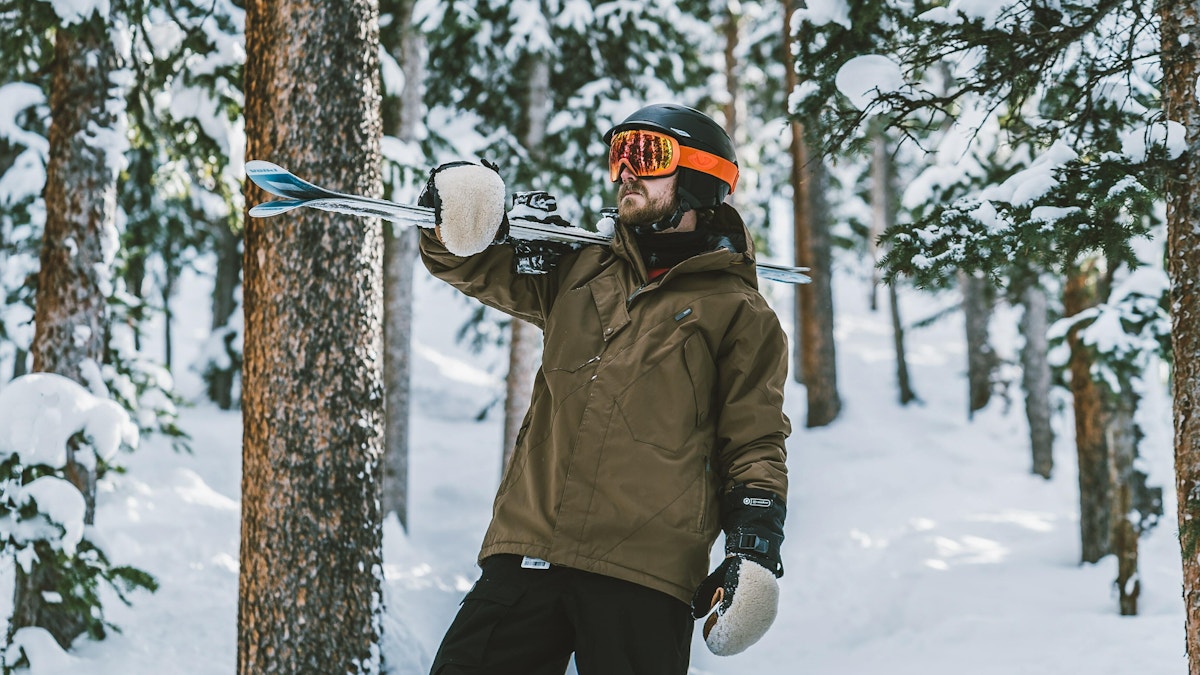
left=245, top=160, right=810, bottom=285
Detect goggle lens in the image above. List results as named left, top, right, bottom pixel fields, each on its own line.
left=608, top=130, right=679, bottom=182
left=607, top=128, right=740, bottom=194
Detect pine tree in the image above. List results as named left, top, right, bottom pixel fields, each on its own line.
left=792, top=1, right=1170, bottom=613
left=239, top=0, right=385, bottom=671
left=1160, top=0, right=1200, bottom=667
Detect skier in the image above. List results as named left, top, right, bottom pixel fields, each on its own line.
left=419, top=103, right=790, bottom=674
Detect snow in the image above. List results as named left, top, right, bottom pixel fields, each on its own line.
left=791, top=0, right=851, bottom=30
left=40, top=0, right=109, bottom=26
left=0, top=83, right=48, bottom=156
left=4, top=242, right=1182, bottom=674
left=12, top=477, right=87, bottom=558
left=0, top=373, right=138, bottom=469
left=835, top=54, right=907, bottom=111
left=5, top=627, right=79, bottom=674
left=980, top=139, right=1077, bottom=206
left=1119, top=120, right=1188, bottom=162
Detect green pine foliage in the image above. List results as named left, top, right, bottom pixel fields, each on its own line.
left=419, top=0, right=718, bottom=226
left=0, top=0, right=245, bottom=652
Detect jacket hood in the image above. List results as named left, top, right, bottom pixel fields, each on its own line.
left=611, top=203, right=760, bottom=289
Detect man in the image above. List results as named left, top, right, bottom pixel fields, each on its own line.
left=419, top=103, right=790, bottom=675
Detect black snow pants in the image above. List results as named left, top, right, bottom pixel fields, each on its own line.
left=430, top=554, right=694, bottom=675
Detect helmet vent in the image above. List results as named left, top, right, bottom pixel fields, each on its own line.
left=670, top=127, right=693, bottom=138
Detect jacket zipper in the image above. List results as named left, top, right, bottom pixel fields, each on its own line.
left=626, top=282, right=649, bottom=309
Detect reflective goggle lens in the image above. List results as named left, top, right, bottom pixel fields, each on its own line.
left=607, top=128, right=740, bottom=194
left=608, top=130, right=679, bottom=181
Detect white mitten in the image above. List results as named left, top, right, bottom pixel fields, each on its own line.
left=418, top=161, right=507, bottom=256
left=693, top=557, right=780, bottom=655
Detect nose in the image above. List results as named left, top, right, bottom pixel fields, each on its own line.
left=618, top=163, right=638, bottom=182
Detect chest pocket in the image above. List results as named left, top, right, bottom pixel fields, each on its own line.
left=617, top=330, right=716, bottom=451
left=542, top=286, right=605, bottom=373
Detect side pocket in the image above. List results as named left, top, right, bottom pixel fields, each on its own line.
left=431, top=578, right=526, bottom=671
left=683, top=334, right=715, bottom=426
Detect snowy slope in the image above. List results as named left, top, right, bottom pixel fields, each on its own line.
left=6, top=255, right=1184, bottom=674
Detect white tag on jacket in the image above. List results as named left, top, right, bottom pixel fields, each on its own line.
left=521, top=556, right=551, bottom=570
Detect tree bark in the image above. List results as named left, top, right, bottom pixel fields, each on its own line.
left=961, top=271, right=995, bottom=418
left=784, top=0, right=840, bottom=425
left=872, top=131, right=915, bottom=405
left=1161, top=0, right=1200, bottom=667
left=1109, top=391, right=1141, bottom=615
left=379, top=0, right=424, bottom=531
left=503, top=53, right=549, bottom=466
left=1063, top=262, right=1113, bottom=564
left=1019, top=283, right=1054, bottom=478
left=722, top=6, right=740, bottom=145
left=207, top=218, right=242, bottom=410
left=240, top=0, right=384, bottom=672
left=16, top=10, right=121, bottom=648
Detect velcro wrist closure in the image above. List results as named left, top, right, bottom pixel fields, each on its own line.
left=721, top=486, right=786, bottom=578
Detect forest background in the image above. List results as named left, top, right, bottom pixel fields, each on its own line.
left=1, top=0, right=1199, bottom=673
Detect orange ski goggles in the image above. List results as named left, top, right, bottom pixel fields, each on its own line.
left=608, top=129, right=739, bottom=193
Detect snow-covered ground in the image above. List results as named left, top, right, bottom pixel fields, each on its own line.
left=3, top=253, right=1185, bottom=674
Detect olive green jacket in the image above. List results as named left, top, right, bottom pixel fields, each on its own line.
left=420, top=205, right=790, bottom=604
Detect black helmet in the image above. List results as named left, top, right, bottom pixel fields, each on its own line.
left=604, top=103, right=739, bottom=211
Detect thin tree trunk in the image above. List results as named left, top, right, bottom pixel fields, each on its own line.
left=784, top=0, right=840, bottom=425
left=888, top=283, right=915, bottom=405
left=208, top=219, right=242, bottom=410
left=722, top=6, right=740, bottom=144
left=961, top=271, right=995, bottom=418
left=872, top=131, right=915, bottom=405
left=1109, top=391, right=1140, bottom=615
left=380, top=0, right=424, bottom=531
left=784, top=0, right=804, bottom=384
left=239, top=0, right=384, bottom=671
left=17, top=10, right=121, bottom=648
left=1020, top=283, right=1054, bottom=478
left=1161, top=0, right=1200, bottom=666
left=1064, top=262, right=1113, bottom=564
left=503, top=53, right=549, bottom=465
left=12, top=347, right=27, bottom=379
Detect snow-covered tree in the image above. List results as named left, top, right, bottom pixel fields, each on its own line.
left=790, top=0, right=1170, bottom=614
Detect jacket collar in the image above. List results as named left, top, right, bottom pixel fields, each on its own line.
left=610, top=203, right=759, bottom=289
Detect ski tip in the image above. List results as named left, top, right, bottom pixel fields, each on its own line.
left=248, top=199, right=305, bottom=218
left=246, top=159, right=287, bottom=175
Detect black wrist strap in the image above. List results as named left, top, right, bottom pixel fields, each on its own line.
left=721, top=486, right=786, bottom=577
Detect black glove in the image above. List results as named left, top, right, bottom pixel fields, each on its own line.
left=509, top=190, right=577, bottom=274
left=692, top=487, right=786, bottom=656
left=418, top=160, right=508, bottom=256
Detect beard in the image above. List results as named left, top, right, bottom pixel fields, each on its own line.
left=617, top=181, right=678, bottom=227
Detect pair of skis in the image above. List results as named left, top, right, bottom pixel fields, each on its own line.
left=245, top=160, right=810, bottom=285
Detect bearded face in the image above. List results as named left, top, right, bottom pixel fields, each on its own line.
left=617, top=174, right=679, bottom=227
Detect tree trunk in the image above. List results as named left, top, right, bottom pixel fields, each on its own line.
left=784, top=0, right=804, bottom=384
left=14, top=10, right=121, bottom=648
left=379, top=0, right=424, bottom=531
left=784, top=0, right=840, bottom=426
left=1161, top=0, right=1200, bottom=667
left=1019, top=283, right=1054, bottom=479
left=15, top=11, right=121, bottom=649
left=503, top=53, right=550, bottom=466
left=1109, top=390, right=1141, bottom=615
left=872, top=131, right=915, bottom=405
left=1063, top=262, right=1113, bottom=564
left=888, top=283, right=915, bottom=405
left=240, top=0, right=384, bottom=672
left=961, top=271, right=995, bottom=418
left=208, top=219, right=242, bottom=410
left=722, top=6, right=740, bottom=145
